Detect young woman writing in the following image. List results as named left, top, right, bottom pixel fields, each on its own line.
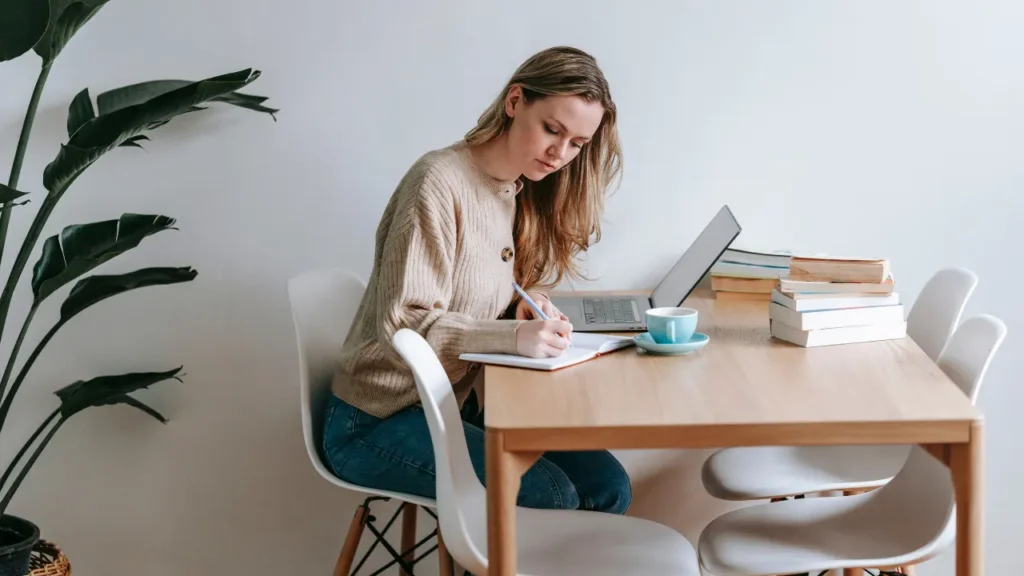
left=323, top=46, right=629, bottom=514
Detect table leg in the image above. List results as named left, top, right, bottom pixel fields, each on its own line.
left=485, top=429, right=540, bottom=576
left=950, top=420, right=983, bottom=576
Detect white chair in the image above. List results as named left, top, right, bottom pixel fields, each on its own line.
left=906, top=267, right=979, bottom=360
left=390, top=328, right=701, bottom=576
left=697, top=313, right=1006, bottom=576
left=288, top=268, right=452, bottom=576
left=700, top=267, right=979, bottom=502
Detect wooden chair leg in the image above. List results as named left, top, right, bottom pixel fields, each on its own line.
left=334, top=504, right=369, bottom=576
left=841, top=490, right=863, bottom=576
left=399, top=503, right=417, bottom=576
left=437, top=521, right=455, bottom=576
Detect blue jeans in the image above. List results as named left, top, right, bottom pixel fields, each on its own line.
left=322, top=392, right=632, bottom=514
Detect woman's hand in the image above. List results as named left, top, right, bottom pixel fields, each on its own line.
left=516, top=319, right=574, bottom=358
left=515, top=292, right=569, bottom=322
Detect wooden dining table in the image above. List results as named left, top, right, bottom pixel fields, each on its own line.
left=482, top=288, right=983, bottom=575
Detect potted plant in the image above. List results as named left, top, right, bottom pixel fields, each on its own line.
left=0, top=1, right=276, bottom=573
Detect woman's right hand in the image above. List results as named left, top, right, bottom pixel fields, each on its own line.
left=516, top=319, right=574, bottom=358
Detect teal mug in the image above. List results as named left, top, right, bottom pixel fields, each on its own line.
left=646, top=307, right=698, bottom=344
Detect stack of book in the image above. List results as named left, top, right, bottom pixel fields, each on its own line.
left=769, top=256, right=906, bottom=347
left=710, top=248, right=791, bottom=301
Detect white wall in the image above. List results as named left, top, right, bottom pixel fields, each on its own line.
left=0, top=1, right=1020, bottom=574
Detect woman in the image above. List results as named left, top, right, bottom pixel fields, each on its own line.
left=323, top=46, right=629, bottom=515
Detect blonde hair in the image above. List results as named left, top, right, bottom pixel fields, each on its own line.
left=465, top=46, right=622, bottom=292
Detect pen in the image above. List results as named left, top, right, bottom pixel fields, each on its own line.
left=512, top=282, right=571, bottom=347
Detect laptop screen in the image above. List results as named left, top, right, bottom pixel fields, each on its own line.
left=650, top=205, right=742, bottom=309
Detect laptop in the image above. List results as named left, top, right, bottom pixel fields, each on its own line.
left=551, top=205, right=741, bottom=332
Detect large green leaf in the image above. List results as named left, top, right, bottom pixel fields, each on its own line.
left=33, top=0, right=109, bottom=64
left=60, top=266, right=197, bottom=322
left=66, top=87, right=95, bottom=137
left=97, top=79, right=278, bottom=118
left=43, top=68, right=271, bottom=196
left=0, top=184, right=29, bottom=204
left=31, top=214, right=176, bottom=303
left=117, top=395, right=167, bottom=423
left=0, top=0, right=49, bottom=62
left=54, top=367, right=182, bottom=419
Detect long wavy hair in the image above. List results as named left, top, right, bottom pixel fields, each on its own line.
left=464, top=46, right=622, bottom=292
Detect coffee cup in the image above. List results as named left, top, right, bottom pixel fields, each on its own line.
left=646, top=307, right=698, bottom=344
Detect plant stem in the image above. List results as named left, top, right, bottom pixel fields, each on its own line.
left=0, top=305, right=37, bottom=404
left=0, top=318, right=61, bottom=436
left=0, top=194, right=58, bottom=359
left=0, top=416, right=63, bottom=516
left=0, top=63, right=51, bottom=288
left=0, top=408, right=58, bottom=496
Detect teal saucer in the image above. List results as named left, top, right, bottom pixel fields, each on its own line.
left=634, top=332, right=710, bottom=355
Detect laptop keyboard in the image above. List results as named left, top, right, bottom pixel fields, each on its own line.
left=582, top=298, right=640, bottom=324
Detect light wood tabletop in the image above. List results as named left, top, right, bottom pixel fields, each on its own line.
left=483, top=288, right=983, bottom=576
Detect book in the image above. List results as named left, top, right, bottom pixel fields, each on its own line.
left=710, top=261, right=786, bottom=280
left=715, top=291, right=771, bottom=302
left=778, top=274, right=895, bottom=295
left=770, top=289, right=900, bottom=312
left=711, top=276, right=777, bottom=294
left=768, top=302, right=905, bottom=331
left=789, top=255, right=891, bottom=284
left=459, top=332, right=635, bottom=371
left=776, top=290, right=898, bottom=301
left=718, top=248, right=792, bottom=269
left=770, top=319, right=906, bottom=347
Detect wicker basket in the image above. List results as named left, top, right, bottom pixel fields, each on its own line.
left=27, top=541, right=69, bottom=576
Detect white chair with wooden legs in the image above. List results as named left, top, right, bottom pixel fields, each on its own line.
left=700, top=267, right=980, bottom=503
left=391, top=328, right=701, bottom=576
left=906, top=267, right=980, bottom=360
left=697, top=313, right=1006, bottom=576
left=288, top=268, right=454, bottom=575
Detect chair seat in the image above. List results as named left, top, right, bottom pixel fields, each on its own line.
left=472, top=507, right=700, bottom=575
left=697, top=489, right=954, bottom=576
left=319, top=471, right=438, bottom=509
left=701, top=444, right=911, bottom=500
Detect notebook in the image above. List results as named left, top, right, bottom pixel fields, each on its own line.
left=459, top=333, right=635, bottom=371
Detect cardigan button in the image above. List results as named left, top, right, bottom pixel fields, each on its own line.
left=501, top=247, right=514, bottom=262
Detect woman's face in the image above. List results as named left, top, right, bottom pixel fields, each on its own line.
left=504, top=86, right=605, bottom=181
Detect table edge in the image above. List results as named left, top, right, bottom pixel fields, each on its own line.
left=491, top=419, right=977, bottom=451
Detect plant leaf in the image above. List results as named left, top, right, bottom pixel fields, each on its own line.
left=33, top=0, right=109, bottom=64
left=96, top=79, right=279, bottom=118
left=0, top=184, right=29, bottom=204
left=31, top=214, right=176, bottom=304
left=0, top=0, right=49, bottom=62
left=67, top=87, right=95, bottom=138
left=118, top=135, right=149, bottom=149
left=43, top=69, right=270, bottom=196
left=54, top=367, right=183, bottom=419
left=116, top=395, right=167, bottom=423
left=60, top=266, right=197, bottom=322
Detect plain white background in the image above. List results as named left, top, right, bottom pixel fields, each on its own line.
left=0, top=1, right=1020, bottom=574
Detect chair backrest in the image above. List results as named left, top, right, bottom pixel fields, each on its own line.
left=906, top=267, right=978, bottom=360
left=391, top=328, right=488, bottom=571
left=287, top=268, right=366, bottom=475
left=872, top=313, right=1005, bottom=562
left=937, top=314, right=1006, bottom=403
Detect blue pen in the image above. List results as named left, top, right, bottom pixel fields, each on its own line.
left=512, top=282, right=571, bottom=347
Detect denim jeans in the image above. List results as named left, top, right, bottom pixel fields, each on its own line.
left=322, top=392, right=632, bottom=514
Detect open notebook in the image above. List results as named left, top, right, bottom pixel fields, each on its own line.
left=459, top=333, right=635, bottom=371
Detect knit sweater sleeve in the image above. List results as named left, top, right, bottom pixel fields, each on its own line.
left=374, top=165, right=522, bottom=361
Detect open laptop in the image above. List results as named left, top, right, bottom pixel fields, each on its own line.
left=551, top=205, right=741, bottom=332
